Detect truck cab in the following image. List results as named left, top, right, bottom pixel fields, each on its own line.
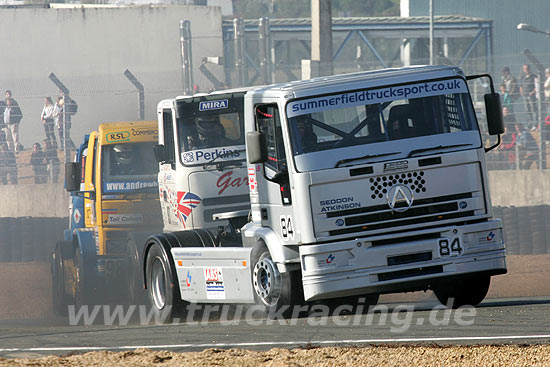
left=155, top=91, right=249, bottom=233
left=244, top=66, right=506, bottom=308
left=52, top=121, right=162, bottom=312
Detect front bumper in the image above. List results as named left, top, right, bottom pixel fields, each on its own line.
left=299, top=219, right=506, bottom=301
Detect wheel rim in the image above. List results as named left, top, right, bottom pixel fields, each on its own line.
left=150, top=257, right=167, bottom=310
left=253, top=253, right=282, bottom=307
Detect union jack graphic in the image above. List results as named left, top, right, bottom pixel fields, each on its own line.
left=177, top=191, right=202, bottom=227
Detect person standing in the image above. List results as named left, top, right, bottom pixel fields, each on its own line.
left=501, top=66, right=519, bottom=106
left=59, top=90, right=76, bottom=150
left=53, top=96, right=65, bottom=150
left=30, top=142, right=47, bottom=183
left=3, top=92, right=23, bottom=152
left=519, top=64, right=538, bottom=130
left=41, top=97, right=57, bottom=149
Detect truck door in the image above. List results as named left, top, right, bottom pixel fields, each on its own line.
left=84, top=136, right=98, bottom=228
left=254, top=104, right=296, bottom=243
left=158, top=108, right=180, bottom=231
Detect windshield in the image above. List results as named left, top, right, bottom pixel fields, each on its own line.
left=101, top=141, right=158, bottom=192
left=176, top=93, right=245, bottom=165
left=286, top=78, right=479, bottom=157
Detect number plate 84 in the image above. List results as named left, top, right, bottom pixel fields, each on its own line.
left=438, top=237, right=463, bottom=257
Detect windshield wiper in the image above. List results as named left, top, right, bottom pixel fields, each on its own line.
left=335, top=151, right=399, bottom=168
left=407, top=143, right=471, bottom=158
left=203, top=148, right=246, bottom=170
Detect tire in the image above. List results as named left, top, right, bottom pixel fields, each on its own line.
left=74, top=248, right=90, bottom=309
left=145, top=242, right=182, bottom=322
left=51, top=244, right=69, bottom=316
left=250, top=242, right=302, bottom=317
left=433, top=275, right=491, bottom=309
left=125, top=240, right=146, bottom=306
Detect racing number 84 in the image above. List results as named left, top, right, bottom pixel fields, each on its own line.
left=280, top=215, right=294, bottom=241
left=438, top=237, right=463, bottom=257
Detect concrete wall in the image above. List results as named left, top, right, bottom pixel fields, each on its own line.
left=0, top=170, right=546, bottom=218
left=0, top=5, right=225, bottom=148
left=0, top=184, right=68, bottom=218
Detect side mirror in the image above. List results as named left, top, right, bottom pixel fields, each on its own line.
left=64, top=162, right=81, bottom=192
left=153, top=144, right=166, bottom=163
left=485, top=93, right=504, bottom=135
left=246, top=131, right=265, bottom=164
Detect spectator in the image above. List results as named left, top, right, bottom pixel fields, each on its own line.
left=519, top=64, right=538, bottom=130
left=500, top=84, right=513, bottom=111
left=59, top=90, right=76, bottom=150
left=0, top=99, right=5, bottom=144
left=3, top=91, right=23, bottom=153
left=498, top=122, right=517, bottom=170
left=41, top=97, right=57, bottom=149
left=0, top=143, right=17, bottom=184
left=30, top=142, right=47, bottom=184
left=42, top=139, right=60, bottom=183
left=515, top=123, right=538, bottom=169
left=543, top=68, right=550, bottom=112
left=501, top=66, right=519, bottom=103
left=54, top=96, right=65, bottom=150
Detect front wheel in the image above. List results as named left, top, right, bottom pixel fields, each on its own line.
left=251, top=243, right=302, bottom=317
left=433, top=275, right=491, bottom=308
left=145, top=242, right=182, bottom=321
left=51, top=243, right=70, bottom=316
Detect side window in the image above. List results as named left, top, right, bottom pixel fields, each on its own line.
left=255, top=104, right=292, bottom=205
left=255, top=104, right=286, bottom=173
left=162, top=109, right=175, bottom=166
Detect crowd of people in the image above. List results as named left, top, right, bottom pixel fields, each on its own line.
left=0, top=90, right=77, bottom=185
left=493, top=64, right=550, bottom=170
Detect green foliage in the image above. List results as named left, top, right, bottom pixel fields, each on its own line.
left=232, top=0, right=400, bottom=19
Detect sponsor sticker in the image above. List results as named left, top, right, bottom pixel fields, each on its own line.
left=248, top=167, right=257, bottom=192
left=287, top=79, right=467, bottom=118
left=107, top=214, right=143, bottom=225
left=181, top=146, right=244, bottom=165
left=177, top=191, right=202, bottom=224
left=204, top=267, right=225, bottom=299
left=73, top=209, right=81, bottom=224
left=106, top=131, right=130, bottom=142
left=319, top=197, right=361, bottom=213
left=317, top=253, right=337, bottom=268
left=199, top=99, right=229, bottom=111
left=131, top=128, right=158, bottom=137
left=103, top=180, right=158, bottom=193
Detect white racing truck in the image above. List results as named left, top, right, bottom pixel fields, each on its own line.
left=125, top=90, right=251, bottom=304
left=143, top=65, right=506, bottom=317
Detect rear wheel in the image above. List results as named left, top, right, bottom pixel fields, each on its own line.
left=433, top=275, right=491, bottom=308
left=145, top=242, right=182, bottom=321
left=251, top=243, right=302, bottom=317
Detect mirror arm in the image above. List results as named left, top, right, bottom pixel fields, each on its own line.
left=484, top=134, right=501, bottom=153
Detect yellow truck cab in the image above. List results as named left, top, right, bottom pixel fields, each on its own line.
left=52, top=121, right=162, bottom=312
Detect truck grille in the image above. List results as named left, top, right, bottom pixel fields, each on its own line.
left=328, top=192, right=474, bottom=237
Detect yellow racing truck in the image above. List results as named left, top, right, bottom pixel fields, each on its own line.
left=51, top=121, right=162, bottom=313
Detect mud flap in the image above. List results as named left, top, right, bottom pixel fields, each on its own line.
left=171, top=247, right=254, bottom=303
